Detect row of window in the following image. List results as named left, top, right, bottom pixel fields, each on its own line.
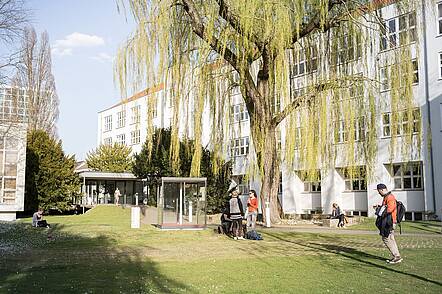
left=298, top=162, right=422, bottom=193
left=103, top=102, right=158, bottom=132
left=230, top=108, right=420, bottom=155
left=103, top=130, right=141, bottom=146
left=232, top=162, right=423, bottom=199
left=381, top=11, right=416, bottom=51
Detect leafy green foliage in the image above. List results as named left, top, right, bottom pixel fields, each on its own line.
left=133, top=128, right=231, bottom=211
left=25, top=130, right=81, bottom=212
left=86, top=143, right=133, bottom=173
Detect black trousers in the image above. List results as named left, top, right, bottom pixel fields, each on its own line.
left=231, top=219, right=243, bottom=237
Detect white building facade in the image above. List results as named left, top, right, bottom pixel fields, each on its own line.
left=0, top=86, right=28, bottom=221
left=98, top=0, right=442, bottom=220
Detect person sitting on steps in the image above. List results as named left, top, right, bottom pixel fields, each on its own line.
left=331, top=203, right=345, bottom=228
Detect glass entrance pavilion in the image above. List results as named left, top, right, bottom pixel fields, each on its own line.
left=156, top=177, right=207, bottom=229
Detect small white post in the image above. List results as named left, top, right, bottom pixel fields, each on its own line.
left=131, top=206, right=140, bottom=229
left=188, top=201, right=193, bottom=223
left=265, top=201, right=271, bottom=228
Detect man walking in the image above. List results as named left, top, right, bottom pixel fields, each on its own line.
left=375, top=183, right=402, bottom=264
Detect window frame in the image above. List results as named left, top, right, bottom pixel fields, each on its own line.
left=381, top=11, right=417, bottom=51
left=103, top=137, right=112, bottom=145
left=130, top=130, right=141, bottom=145
left=231, top=104, right=249, bottom=123
left=104, top=115, right=112, bottom=132
left=116, top=110, right=126, bottom=128
left=341, top=166, right=367, bottom=192
left=439, top=52, right=442, bottom=79
left=230, top=136, right=250, bottom=157
left=391, top=162, right=423, bottom=191
left=381, top=109, right=420, bottom=138
left=438, top=2, right=442, bottom=35
left=116, top=134, right=126, bottom=146
left=131, top=105, right=141, bottom=125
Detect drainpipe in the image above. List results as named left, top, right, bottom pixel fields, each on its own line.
left=421, top=0, right=437, bottom=214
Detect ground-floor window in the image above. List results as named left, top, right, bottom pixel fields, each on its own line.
left=339, top=166, right=367, bottom=192
left=297, top=170, right=321, bottom=192
left=390, top=161, right=423, bottom=190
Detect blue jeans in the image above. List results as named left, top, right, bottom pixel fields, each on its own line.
left=247, top=211, right=257, bottom=231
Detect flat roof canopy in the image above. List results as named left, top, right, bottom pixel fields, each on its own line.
left=78, top=171, right=138, bottom=181
left=161, top=177, right=207, bottom=183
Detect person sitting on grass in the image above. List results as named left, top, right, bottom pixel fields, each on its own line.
left=32, top=209, right=50, bottom=228
left=218, top=207, right=232, bottom=236
left=331, top=203, right=345, bottom=228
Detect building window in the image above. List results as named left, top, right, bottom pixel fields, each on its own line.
left=104, top=115, right=112, bottom=132
left=334, top=33, right=362, bottom=65
left=380, top=60, right=418, bottom=92
left=297, top=170, right=321, bottom=192
left=391, top=162, right=423, bottom=190
left=439, top=52, right=442, bottom=79
left=381, top=11, right=416, bottom=51
left=341, top=166, right=367, bottom=192
left=334, top=117, right=365, bottom=143
left=103, top=137, right=112, bottom=145
left=382, top=109, right=420, bottom=137
left=149, top=97, right=158, bottom=119
left=131, top=130, right=140, bottom=145
left=117, top=111, right=126, bottom=128
left=232, top=175, right=249, bottom=195
left=131, top=105, right=140, bottom=124
left=438, top=2, right=442, bottom=35
left=292, top=45, right=318, bottom=77
left=278, top=173, right=283, bottom=195
left=0, top=137, right=18, bottom=205
left=231, top=104, right=249, bottom=123
left=116, top=134, right=126, bottom=145
left=335, top=120, right=348, bottom=143
left=230, top=137, right=249, bottom=157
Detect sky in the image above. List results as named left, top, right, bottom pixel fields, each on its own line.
left=27, top=0, right=135, bottom=160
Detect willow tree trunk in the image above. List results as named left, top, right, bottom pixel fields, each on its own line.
left=247, top=60, right=283, bottom=224
left=258, top=127, right=282, bottom=224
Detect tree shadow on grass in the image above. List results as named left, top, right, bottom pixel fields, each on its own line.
left=405, top=222, right=442, bottom=234
left=0, top=222, right=189, bottom=293
left=264, top=232, right=442, bottom=288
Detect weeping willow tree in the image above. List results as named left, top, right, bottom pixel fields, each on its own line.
left=116, top=0, right=420, bottom=223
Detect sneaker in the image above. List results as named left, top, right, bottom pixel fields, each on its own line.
left=388, top=257, right=403, bottom=264
left=233, top=237, right=238, bottom=240
left=238, top=236, right=245, bottom=240
left=386, top=258, right=395, bottom=263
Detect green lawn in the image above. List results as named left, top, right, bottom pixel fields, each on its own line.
left=1, top=206, right=441, bottom=293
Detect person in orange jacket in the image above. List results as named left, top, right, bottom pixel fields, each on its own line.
left=375, top=183, right=402, bottom=264
left=247, top=190, right=259, bottom=231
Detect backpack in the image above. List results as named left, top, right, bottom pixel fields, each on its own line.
left=396, top=200, right=406, bottom=234
left=245, top=230, right=263, bottom=240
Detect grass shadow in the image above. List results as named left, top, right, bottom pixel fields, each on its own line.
left=0, top=221, right=189, bottom=293
left=264, top=231, right=442, bottom=288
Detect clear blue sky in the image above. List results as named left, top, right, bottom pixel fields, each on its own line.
left=28, top=0, right=135, bottom=160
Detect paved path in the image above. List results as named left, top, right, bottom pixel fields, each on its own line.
left=207, top=223, right=442, bottom=237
